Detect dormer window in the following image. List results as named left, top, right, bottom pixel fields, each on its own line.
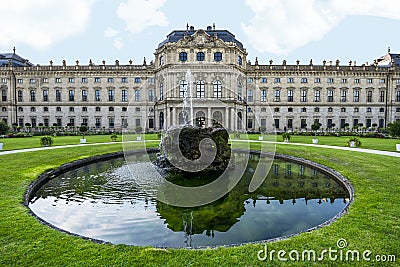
left=197, top=52, right=205, bottom=61
left=179, top=52, right=187, bottom=62
left=214, top=52, right=222, bottom=62
left=238, top=55, right=242, bottom=65
left=159, top=56, right=164, bottom=66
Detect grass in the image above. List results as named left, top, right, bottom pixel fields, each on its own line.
left=0, top=134, right=160, bottom=151
left=243, top=134, right=400, bottom=152
left=0, top=140, right=399, bottom=266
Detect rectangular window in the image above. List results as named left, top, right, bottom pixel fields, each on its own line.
left=148, top=77, right=155, bottom=84
left=247, top=90, right=253, bottom=102
left=314, top=90, right=320, bottom=102
left=261, top=89, right=267, bottom=102
left=17, top=90, right=23, bottom=102
left=56, top=118, right=62, bottom=127
left=69, top=118, right=75, bottom=127
left=95, top=118, right=101, bottom=128
left=148, top=90, right=154, bottom=102
left=122, top=90, right=128, bottom=102
left=261, top=119, right=266, bottom=127
left=135, top=77, right=141, bottom=83
left=82, top=90, right=88, bottom=102
left=274, top=119, right=280, bottom=129
left=55, top=78, right=61, bottom=83
left=327, top=78, right=334, bottom=84
left=122, top=118, right=128, bottom=128
left=314, top=78, right=321, bottom=83
left=148, top=118, right=154, bottom=129
left=396, top=91, right=400, bottom=102
left=366, top=119, right=372, bottom=128
left=301, top=90, right=307, bottom=102
left=109, top=117, right=115, bottom=128
left=327, top=90, right=333, bottom=102
left=17, top=79, right=23, bottom=84
left=379, top=91, right=385, bottom=102
left=301, top=78, right=307, bottom=83
left=69, top=90, right=74, bottom=101
left=44, top=118, right=49, bottom=127
left=274, top=78, right=281, bottom=83
left=68, top=78, right=75, bottom=83
left=95, top=90, right=101, bottom=101
left=135, top=90, right=140, bottom=102
left=1, top=90, right=6, bottom=102
left=55, top=90, right=61, bottom=101
left=197, top=82, right=205, bottom=98
left=247, top=78, right=253, bottom=83
left=354, top=90, right=360, bottom=102
left=30, top=78, right=36, bottom=84
left=81, top=77, right=88, bottom=83
left=367, top=78, right=373, bottom=84
left=1, top=78, right=7, bottom=84
left=108, top=89, right=114, bottom=101
left=261, top=78, right=267, bottom=83
left=367, top=91, right=372, bottom=102
left=95, top=77, right=101, bottom=83
left=247, top=118, right=253, bottom=129
left=301, top=119, right=307, bottom=129
left=355, top=79, right=360, bottom=84
left=341, top=78, right=347, bottom=83
left=107, top=78, right=114, bottom=83
left=30, top=90, right=36, bottom=102
left=288, top=78, right=294, bottom=83
left=121, top=77, right=128, bottom=83
left=160, top=84, right=164, bottom=100
left=43, top=90, right=48, bottom=102
left=340, top=90, right=346, bottom=102
left=287, top=89, right=293, bottom=102
left=379, top=79, right=386, bottom=84
left=274, top=90, right=280, bottom=102
left=213, top=82, right=222, bottom=98
left=135, top=118, right=141, bottom=127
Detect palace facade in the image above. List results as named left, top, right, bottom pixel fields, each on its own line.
left=1, top=25, right=400, bottom=133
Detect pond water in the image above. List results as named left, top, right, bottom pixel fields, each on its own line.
left=29, top=152, right=350, bottom=248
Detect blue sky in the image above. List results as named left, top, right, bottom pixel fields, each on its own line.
left=1, top=0, right=400, bottom=66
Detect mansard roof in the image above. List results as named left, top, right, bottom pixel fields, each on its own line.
left=375, top=52, right=400, bottom=67
left=158, top=27, right=243, bottom=49
left=0, top=51, right=33, bottom=67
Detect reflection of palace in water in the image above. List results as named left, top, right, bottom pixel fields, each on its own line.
left=156, top=158, right=350, bottom=240
left=1, top=24, right=400, bottom=132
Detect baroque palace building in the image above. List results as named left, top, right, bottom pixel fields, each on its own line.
left=1, top=25, right=400, bottom=133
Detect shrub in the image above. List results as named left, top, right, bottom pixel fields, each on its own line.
left=40, top=136, right=54, bottom=147
left=135, top=126, right=143, bottom=134
left=79, top=125, right=89, bottom=138
left=346, top=137, right=361, bottom=147
left=0, top=121, right=10, bottom=135
left=259, top=126, right=267, bottom=133
left=110, top=134, right=118, bottom=142
left=282, top=132, right=291, bottom=141
left=388, top=121, right=400, bottom=137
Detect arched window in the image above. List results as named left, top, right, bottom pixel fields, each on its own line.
left=160, top=83, right=164, bottom=100
left=237, top=111, right=243, bottom=130
left=179, top=80, right=187, bottom=98
left=237, top=82, right=242, bottom=100
left=196, top=81, right=205, bottom=98
left=213, top=111, right=223, bottom=125
left=213, top=81, right=222, bottom=98
left=195, top=111, right=206, bottom=128
left=159, top=111, right=164, bottom=129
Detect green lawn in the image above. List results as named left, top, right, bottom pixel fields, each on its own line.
left=0, top=134, right=160, bottom=151
left=243, top=134, right=400, bottom=152
left=0, top=140, right=398, bottom=266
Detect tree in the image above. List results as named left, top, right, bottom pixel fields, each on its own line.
left=311, top=122, right=321, bottom=137
left=79, top=125, right=89, bottom=139
left=0, top=121, right=10, bottom=135
left=388, top=121, right=400, bottom=137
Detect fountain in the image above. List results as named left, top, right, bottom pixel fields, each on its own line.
left=155, top=69, right=231, bottom=173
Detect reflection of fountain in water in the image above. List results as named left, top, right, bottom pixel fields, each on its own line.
left=182, top=70, right=194, bottom=125
left=183, top=211, right=193, bottom=247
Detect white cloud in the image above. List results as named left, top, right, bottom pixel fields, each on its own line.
left=242, top=0, right=400, bottom=55
left=104, top=27, right=119, bottom=38
left=117, top=0, right=168, bottom=34
left=113, top=38, right=124, bottom=50
left=0, top=0, right=94, bottom=49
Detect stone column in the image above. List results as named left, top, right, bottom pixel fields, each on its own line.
left=207, top=107, right=211, bottom=127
